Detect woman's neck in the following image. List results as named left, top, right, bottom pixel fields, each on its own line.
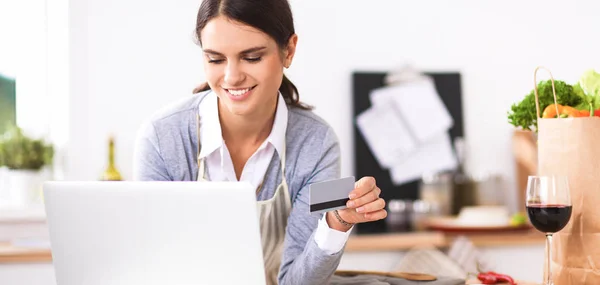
left=218, top=97, right=277, bottom=180
left=218, top=98, right=277, bottom=149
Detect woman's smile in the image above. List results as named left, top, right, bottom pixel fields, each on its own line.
left=223, top=85, right=257, bottom=101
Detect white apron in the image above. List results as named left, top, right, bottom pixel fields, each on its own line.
left=196, top=115, right=292, bottom=285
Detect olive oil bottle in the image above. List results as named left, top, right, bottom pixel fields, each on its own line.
left=100, top=136, right=123, bottom=181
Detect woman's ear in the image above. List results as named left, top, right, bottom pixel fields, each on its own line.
left=283, top=34, right=298, bottom=68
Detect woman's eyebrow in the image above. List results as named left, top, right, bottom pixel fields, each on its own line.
left=203, top=46, right=266, bottom=56
left=239, top=46, right=266, bottom=54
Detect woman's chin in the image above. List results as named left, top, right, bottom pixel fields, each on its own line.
left=217, top=90, right=269, bottom=118
left=223, top=101, right=254, bottom=117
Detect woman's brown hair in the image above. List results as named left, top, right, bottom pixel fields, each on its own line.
left=193, top=0, right=312, bottom=110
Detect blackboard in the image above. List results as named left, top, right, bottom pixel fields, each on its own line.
left=352, top=72, right=464, bottom=234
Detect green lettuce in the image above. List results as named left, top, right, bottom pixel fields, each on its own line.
left=576, top=69, right=600, bottom=113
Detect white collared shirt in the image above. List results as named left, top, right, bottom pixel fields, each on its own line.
left=198, top=92, right=352, bottom=255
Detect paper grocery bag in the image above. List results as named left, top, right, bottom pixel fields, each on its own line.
left=534, top=67, right=600, bottom=284
left=538, top=118, right=600, bottom=284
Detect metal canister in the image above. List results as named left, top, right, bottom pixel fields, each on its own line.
left=418, top=171, right=453, bottom=216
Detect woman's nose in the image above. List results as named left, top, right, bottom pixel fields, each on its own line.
left=224, top=62, right=245, bottom=86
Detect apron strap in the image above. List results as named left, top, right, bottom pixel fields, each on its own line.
left=196, top=114, right=201, bottom=169
left=279, top=147, right=286, bottom=186
left=196, top=113, right=207, bottom=182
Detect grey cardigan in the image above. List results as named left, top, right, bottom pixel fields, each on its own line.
left=133, top=91, right=344, bottom=285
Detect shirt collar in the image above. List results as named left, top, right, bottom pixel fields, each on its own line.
left=198, top=92, right=223, bottom=159
left=268, top=92, right=288, bottom=159
left=198, top=91, right=288, bottom=159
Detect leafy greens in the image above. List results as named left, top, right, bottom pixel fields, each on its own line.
left=508, top=80, right=582, bottom=131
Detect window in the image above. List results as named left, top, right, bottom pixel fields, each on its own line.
left=0, top=74, right=16, bottom=133
left=0, top=2, right=18, bottom=134
left=0, top=0, right=68, bottom=141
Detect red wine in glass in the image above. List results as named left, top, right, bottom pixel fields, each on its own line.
left=526, top=204, right=572, bottom=233
left=526, top=175, right=571, bottom=285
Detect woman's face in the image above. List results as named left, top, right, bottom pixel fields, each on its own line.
left=200, top=16, right=297, bottom=118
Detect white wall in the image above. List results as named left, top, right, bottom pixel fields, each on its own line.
left=66, top=0, right=204, bottom=181
left=60, top=0, right=600, bottom=210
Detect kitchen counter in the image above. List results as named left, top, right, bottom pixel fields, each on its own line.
left=0, top=242, right=52, bottom=263
left=1, top=232, right=542, bottom=284
left=345, top=229, right=544, bottom=252
left=0, top=229, right=543, bottom=263
left=339, top=229, right=545, bottom=282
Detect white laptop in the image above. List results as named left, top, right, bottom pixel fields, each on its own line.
left=43, top=181, right=266, bottom=285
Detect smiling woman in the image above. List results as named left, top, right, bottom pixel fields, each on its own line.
left=198, top=15, right=295, bottom=139
left=133, top=1, right=387, bottom=285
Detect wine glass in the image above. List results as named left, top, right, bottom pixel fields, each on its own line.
left=526, top=175, right=572, bottom=285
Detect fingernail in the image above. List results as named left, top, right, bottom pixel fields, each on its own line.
left=356, top=207, right=364, bottom=213
left=347, top=201, right=354, bottom=207
left=349, top=193, right=356, bottom=199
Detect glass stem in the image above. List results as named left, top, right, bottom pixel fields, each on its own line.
left=546, top=233, right=553, bottom=285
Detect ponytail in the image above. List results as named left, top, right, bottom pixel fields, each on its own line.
left=192, top=82, right=210, bottom=94
left=279, top=74, right=312, bottom=110
left=192, top=75, right=312, bottom=110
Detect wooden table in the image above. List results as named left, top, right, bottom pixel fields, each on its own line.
left=0, top=242, right=52, bottom=263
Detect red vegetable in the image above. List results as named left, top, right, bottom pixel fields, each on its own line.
left=477, top=271, right=517, bottom=285
left=477, top=272, right=497, bottom=284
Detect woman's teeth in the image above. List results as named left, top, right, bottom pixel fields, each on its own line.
left=227, top=88, right=250, bottom=96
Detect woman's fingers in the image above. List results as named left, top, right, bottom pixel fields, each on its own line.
left=356, top=198, right=386, bottom=214
left=336, top=176, right=388, bottom=225
left=338, top=198, right=387, bottom=225
left=347, top=187, right=381, bottom=208
left=348, top=177, right=376, bottom=200
left=363, top=209, right=388, bottom=221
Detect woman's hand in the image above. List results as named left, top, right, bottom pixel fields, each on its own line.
left=326, top=177, right=387, bottom=232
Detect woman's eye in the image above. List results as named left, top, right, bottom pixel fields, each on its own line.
left=208, top=59, right=224, bottom=64
left=245, top=57, right=262, bottom=63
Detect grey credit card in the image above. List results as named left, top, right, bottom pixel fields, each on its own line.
left=309, top=176, right=355, bottom=215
